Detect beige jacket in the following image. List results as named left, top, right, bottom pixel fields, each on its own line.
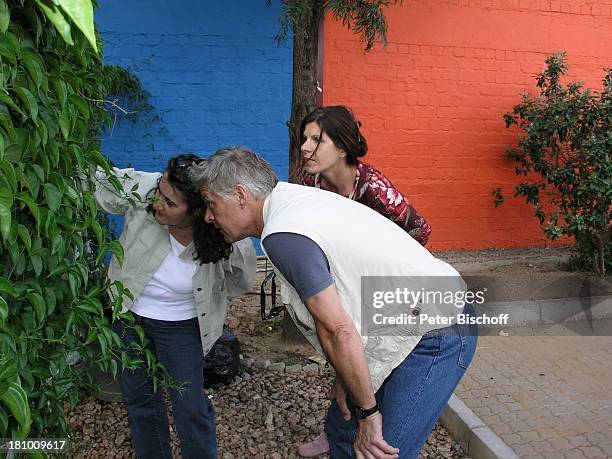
left=93, top=167, right=256, bottom=354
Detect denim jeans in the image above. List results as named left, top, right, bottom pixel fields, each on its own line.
left=325, top=303, right=478, bottom=459
left=115, top=314, right=216, bottom=459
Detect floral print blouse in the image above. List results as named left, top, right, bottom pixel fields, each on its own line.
left=302, top=162, right=431, bottom=246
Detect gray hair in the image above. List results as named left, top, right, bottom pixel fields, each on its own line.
left=190, top=146, right=278, bottom=199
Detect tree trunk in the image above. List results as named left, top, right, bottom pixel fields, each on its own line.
left=287, top=0, right=323, bottom=183
left=282, top=0, right=324, bottom=343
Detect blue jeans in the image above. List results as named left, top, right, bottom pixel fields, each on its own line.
left=325, top=303, right=478, bottom=459
left=115, top=315, right=216, bottom=459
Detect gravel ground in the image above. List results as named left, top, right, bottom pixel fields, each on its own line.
left=65, top=368, right=465, bottom=458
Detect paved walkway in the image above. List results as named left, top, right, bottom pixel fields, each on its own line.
left=455, top=335, right=612, bottom=458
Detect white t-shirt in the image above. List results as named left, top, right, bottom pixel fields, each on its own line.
left=132, top=234, right=198, bottom=321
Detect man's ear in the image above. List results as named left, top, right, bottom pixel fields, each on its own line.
left=235, top=184, right=249, bottom=208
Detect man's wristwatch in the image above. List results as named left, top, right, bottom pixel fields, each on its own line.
left=354, top=403, right=380, bottom=420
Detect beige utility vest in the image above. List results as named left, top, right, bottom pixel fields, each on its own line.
left=261, top=182, right=466, bottom=391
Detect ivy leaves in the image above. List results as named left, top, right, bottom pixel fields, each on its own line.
left=0, top=0, right=124, bottom=442
left=0, top=0, right=168, bottom=443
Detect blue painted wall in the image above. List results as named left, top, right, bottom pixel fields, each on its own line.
left=95, top=0, right=292, bottom=178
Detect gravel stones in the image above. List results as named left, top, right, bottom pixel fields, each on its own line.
left=66, top=369, right=465, bottom=458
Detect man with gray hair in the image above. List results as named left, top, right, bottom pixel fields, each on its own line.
left=190, top=147, right=477, bottom=459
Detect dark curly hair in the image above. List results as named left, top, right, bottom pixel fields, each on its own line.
left=146, top=154, right=232, bottom=264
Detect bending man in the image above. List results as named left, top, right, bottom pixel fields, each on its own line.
left=190, top=147, right=477, bottom=459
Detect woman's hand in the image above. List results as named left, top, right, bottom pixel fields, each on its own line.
left=354, top=413, right=399, bottom=459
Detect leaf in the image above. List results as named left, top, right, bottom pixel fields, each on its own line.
left=68, top=270, right=80, bottom=299
left=134, top=325, right=146, bottom=345
left=14, top=128, right=31, bottom=156
left=0, top=0, right=9, bottom=34
left=43, top=182, right=62, bottom=212
left=43, top=209, right=56, bottom=239
left=0, top=381, right=31, bottom=438
left=17, top=224, right=31, bottom=251
left=108, top=240, right=124, bottom=265
left=0, top=359, right=16, bottom=381
left=26, top=291, right=46, bottom=324
left=51, top=233, right=64, bottom=257
left=65, top=309, right=77, bottom=333
left=0, top=159, right=15, bottom=194
left=17, top=194, right=41, bottom=233
left=83, top=191, right=96, bottom=218
left=0, top=186, right=13, bottom=242
left=46, top=260, right=68, bottom=277
left=52, top=79, right=67, bottom=107
left=76, top=300, right=101, bottom=316
left=35, top=0, right=74, bottom=46
left=0, top=296, right=7, bottom=322
left=39, top=106, right=58, bottom=140
left=21, top=51, right=44, bottom=89
left=97, top=333, right=107, bottom=356
left=90, top=219, right=103, bottom=244
left=64, top=145, right=81, bottom=170
left=68, top=93, right=90, bottom=120
left=14, top=87, right=38, bottom=123
left=59, top=108, right=70, bottom=139
left=26, top=450, right=45, bottom=459
left=0, top=42, right=15, bottom=65
left=43, top=287, right=56, bottom=316
left=58, top=0, right=97, bottom=52
left=30, top=254, right=42, bottom=277
left=0, top=405, right=7, bottom=435
left=36, top=118, right=48, bottom=145
left=109, top=359, right=118, bottom=379
left=63, top=181, right=79, bottom=203
left=0, top=278, right=17, bottom=297
left=0, top=105, right=15, bottom=141
left=32, top=163, right=45, bottom=181
left=84, top=327, right=97, bottom=344
left=0, top=92, right=25, bottom=117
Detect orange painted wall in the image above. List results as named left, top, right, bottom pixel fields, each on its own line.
left=321, top=0, right=612, bottom=251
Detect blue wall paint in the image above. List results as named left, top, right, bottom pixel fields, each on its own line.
left=96, top=0, right=292, bottom=179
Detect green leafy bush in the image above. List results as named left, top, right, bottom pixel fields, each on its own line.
left=0, top=0, right=163, bottom=446
left=499, top=52, right=611, bottom=276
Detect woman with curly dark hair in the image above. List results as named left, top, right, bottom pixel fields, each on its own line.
left=92, top=154, right=256, bottom=459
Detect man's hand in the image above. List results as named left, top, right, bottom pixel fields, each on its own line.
left=328, top=378, right=351, bottom=421
left=354, top=413, right=400, bottom=459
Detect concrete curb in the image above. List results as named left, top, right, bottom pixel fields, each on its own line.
left=478, top=295, right=612, bottom=332
left=453, top=254, right=569, bottom=274
left=440, top=394, right=519, bottom=459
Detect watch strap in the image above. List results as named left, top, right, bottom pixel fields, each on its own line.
left=354, top=403, right=380, bottom=420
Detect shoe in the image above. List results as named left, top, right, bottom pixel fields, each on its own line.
left=297, top=432, right=330, bottom=457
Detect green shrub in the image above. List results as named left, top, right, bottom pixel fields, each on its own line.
left=0, top=1, right=163, bottom=446
left=499, top=52, right=611, bottom=276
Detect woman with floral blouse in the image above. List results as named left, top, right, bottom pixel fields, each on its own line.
left=299, top=105, right=431, bottom=247
left=297, top=105, right=432, bottom=457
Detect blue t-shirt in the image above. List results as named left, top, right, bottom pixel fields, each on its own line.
left=262, top=232, right=333, bottom=302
